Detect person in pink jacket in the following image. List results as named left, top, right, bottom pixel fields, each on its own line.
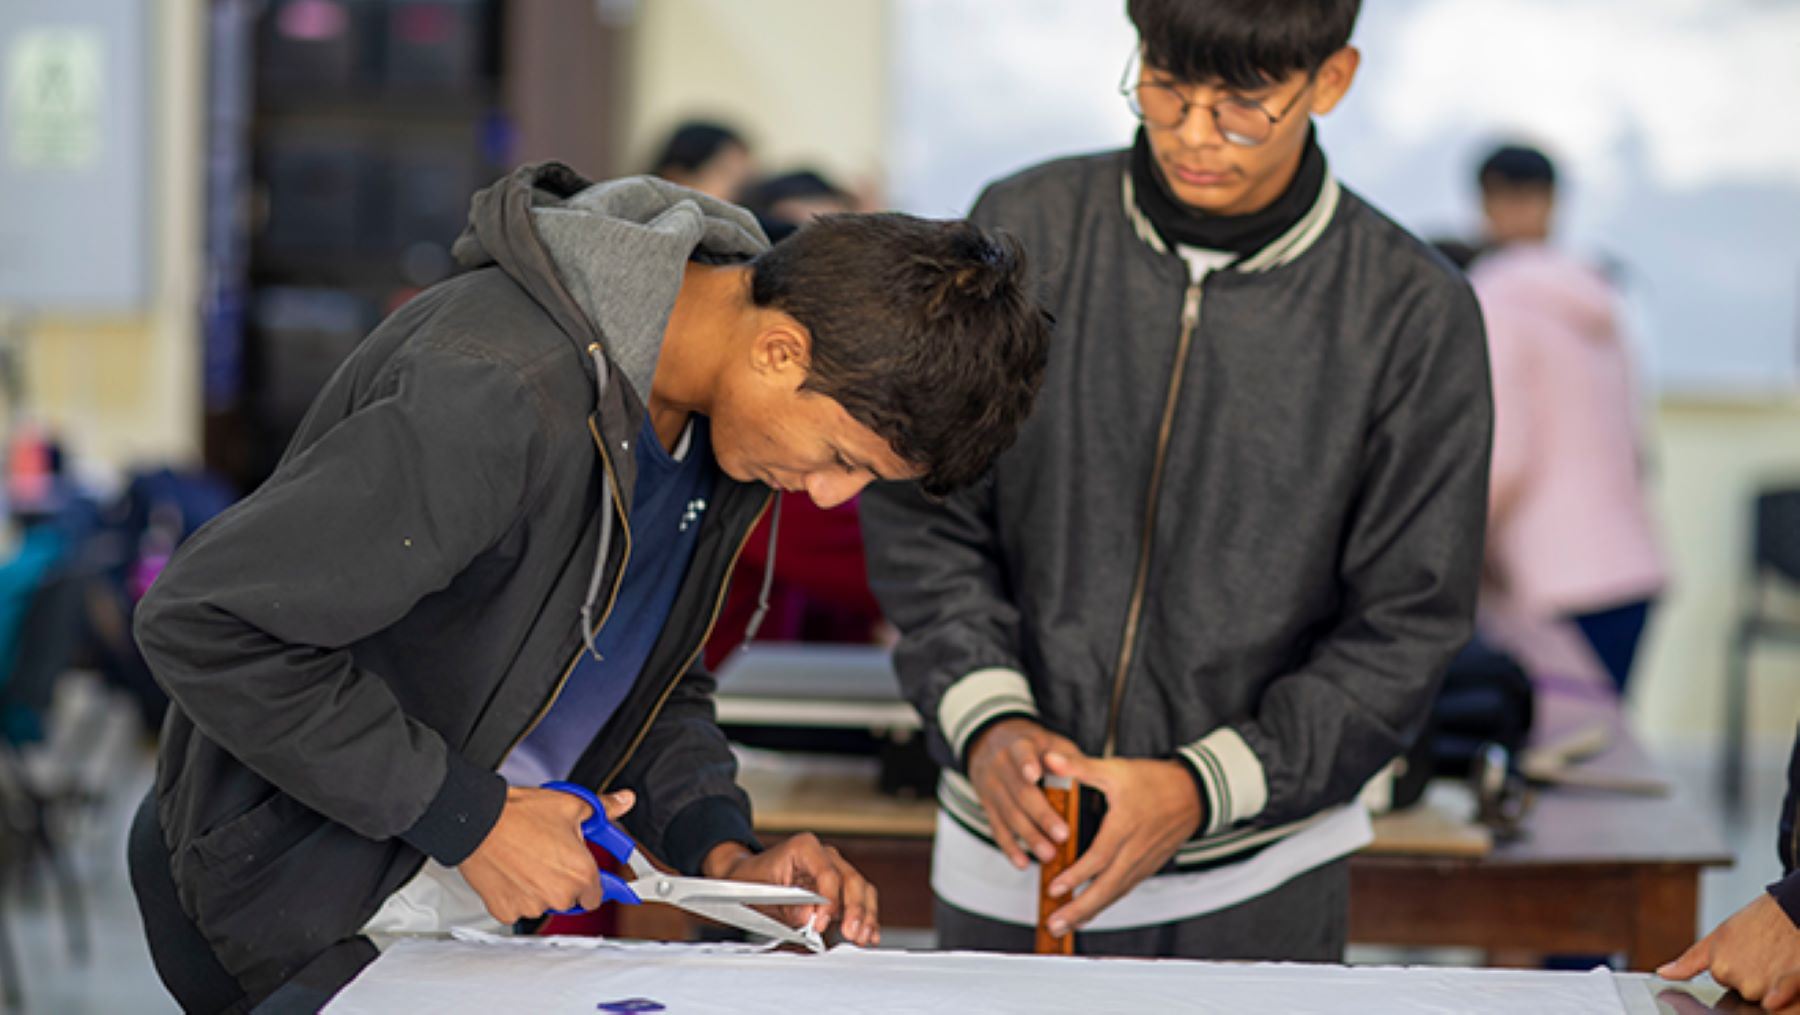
left=1468, top=145, right=1667, bottom=695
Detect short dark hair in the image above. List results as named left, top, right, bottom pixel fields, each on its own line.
left=1478, top=144, right=1557, bottom=192
left=743, top=169, right=847, bottom=215
left=750, top=215, right=1051, bottom=497
left=650, top=120, right=746, bottom=176
left=1126, top=0, right=1361, bottom=90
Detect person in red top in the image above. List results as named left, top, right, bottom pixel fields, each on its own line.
left=705, top=493, right=886, bottom=669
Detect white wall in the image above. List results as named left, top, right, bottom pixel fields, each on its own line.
left=1633, top=397, right=1800, bottom=749
left=15, top=0, right=203, bottom=471
left=626, top=0, right=889, bottom=193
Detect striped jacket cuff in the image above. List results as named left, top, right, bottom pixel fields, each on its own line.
left=938, top=668, right=1039, bottom=768
left=1173, top=727, right=1269, bottom=836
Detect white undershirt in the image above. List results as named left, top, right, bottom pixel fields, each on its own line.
left=932, top=803, right=1372, bottom=930
left=1178, top=245, right=1236, bottom=281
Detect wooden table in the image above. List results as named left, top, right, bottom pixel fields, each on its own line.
left=1349, top=684, right=1732, bottom=971
left=630, top=683, right=1730, bottom=971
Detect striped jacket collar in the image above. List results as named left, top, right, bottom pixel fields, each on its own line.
left=1121, top=166, right=1341, bottom=273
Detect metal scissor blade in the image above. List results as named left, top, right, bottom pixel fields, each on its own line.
left=675, top=898, right=826, bottom=953
left=630, top=876, right=826, bottom=908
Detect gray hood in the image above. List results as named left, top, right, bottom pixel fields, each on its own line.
left=454, top=163, right=781, bottom=661
left=453, top=164, right=770, bottom=401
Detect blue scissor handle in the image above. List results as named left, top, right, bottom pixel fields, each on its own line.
left=542, top=781, right=642, bottom=911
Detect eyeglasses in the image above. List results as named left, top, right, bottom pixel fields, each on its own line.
left=1119, top=51, right=1315, bottom=148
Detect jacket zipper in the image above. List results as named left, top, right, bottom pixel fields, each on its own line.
left=1789, top=784, right=1798, bottom=872
left=1102, top=281, right=1203, bottom=758
left=594, top=496, right=770, bottom=788
left=499, top=416, right=634, bottom=765
left=597, top=493, right=772, bottom=791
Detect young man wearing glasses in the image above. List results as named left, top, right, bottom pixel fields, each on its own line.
left=863, top=0, right=1491, bottom=960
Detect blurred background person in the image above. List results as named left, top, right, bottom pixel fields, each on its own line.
left=1477, top=145, right=1557, bottom=255
left=1466, top=143, right=1668, bottom=697
left=648, top=119, right=757, bottom=204
left=740, top=169, right=857, bottom=241
left=1435, top=144, right=1558, bottom=271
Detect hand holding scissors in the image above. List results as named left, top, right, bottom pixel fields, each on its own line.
left=541, top=781, right=827, bottom=952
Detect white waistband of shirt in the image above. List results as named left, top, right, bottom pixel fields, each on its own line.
left=931, top=802, right=1372, bottom=931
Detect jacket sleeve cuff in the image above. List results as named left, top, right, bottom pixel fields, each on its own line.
left=938, top=668, right=1039, bottom=771
left=1769, top=872, right=1800, bottom=929
left=1173, top=727, right=1269, bottom=836
left=663, top=795, right=761, bottom=877
left=400, top=751, right=507, bottom=867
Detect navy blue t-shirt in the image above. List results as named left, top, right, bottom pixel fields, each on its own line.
left=501, top=415, right=717, bottom=786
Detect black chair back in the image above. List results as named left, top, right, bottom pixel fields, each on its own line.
left=1755, top=488, right=1800, bottom=586
left=0, top=568, right=88, bottom=744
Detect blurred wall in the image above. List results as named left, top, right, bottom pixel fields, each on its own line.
left=16, top=0, right=203, bottom=469
left=624, top=0, right=888, bottom=191
left=506, top=0, right=632, bottom=180
left=1635, top=397, right=1800, bottom=748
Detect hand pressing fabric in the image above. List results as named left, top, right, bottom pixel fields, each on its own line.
left=1039, top=751, right=1204, bottom=939
left=1659, top=892, right=1800, bottom=1011
left=461, top=784, right=636, bottom=924
left=702, top=834, right=881, bottom=947
left=966, top=718, right=1082, bottom=869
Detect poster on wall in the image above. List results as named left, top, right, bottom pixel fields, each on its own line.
left=0, top=0, right=148, bottom=313
left=4, top=27, right=105, bottom=171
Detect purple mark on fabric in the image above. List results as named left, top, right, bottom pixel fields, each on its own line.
left=597, top=1000, right=665, bottom=1013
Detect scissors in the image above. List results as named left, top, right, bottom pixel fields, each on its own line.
left=542, top=781, right=827, bottom=952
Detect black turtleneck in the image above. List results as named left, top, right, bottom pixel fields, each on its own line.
left=1129, top=125, right=1326, bottom=257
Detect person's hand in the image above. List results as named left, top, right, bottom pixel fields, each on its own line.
left=459, top=785, right=634, bottom=924
left=1659, top=893, right=1800, bottom=1010
left=1039, top=750, right=1203, bottom=939
left=701, top=834, right=881, bottom=946
left=966, top=717, right=1082, bottom=869
left=1656, top=987, right=1772, bottom=1015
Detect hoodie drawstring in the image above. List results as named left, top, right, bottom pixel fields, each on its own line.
left=578, top=342, right=785, bottom=660
left=580, top=344, right=614, bottom=661
left=742, top=495, right=783, bottom=644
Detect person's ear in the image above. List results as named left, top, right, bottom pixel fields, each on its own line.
left=1308, top=46, right=1360, bottom=116
left=750, top=314, right=812, bottom=385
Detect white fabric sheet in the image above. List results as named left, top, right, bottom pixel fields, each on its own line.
left=325, top=937, right=1629, bottom=1014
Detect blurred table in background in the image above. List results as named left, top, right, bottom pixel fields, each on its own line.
left=1350, top=683, right=1732, bottom=970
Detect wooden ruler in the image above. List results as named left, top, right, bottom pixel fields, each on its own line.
left=1035, top=775, right=1081, bottom=955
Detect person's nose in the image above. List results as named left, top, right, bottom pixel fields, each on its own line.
left=1174, top=97, right=1223, bottom=149
left=805, top=471, right=871, bottom=510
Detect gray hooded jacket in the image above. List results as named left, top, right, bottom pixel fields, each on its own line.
left=135, top=163, right=775, bottom=1001
left=862, top=149, right=1491, bottom=873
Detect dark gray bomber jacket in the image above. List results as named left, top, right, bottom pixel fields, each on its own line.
left=134, top=164, right=773, bottom=1000
left=862, top=149, right=1492, bottom=871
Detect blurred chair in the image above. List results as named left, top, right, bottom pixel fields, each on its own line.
left=0, top=560, right=95, bottom=967
left=1723, top=486, right=1800, bottom=811
left=0, top=804, right=20, bottom=1010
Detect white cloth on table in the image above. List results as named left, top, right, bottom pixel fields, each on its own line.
left=325, top=937, right=1630, bottom=1014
